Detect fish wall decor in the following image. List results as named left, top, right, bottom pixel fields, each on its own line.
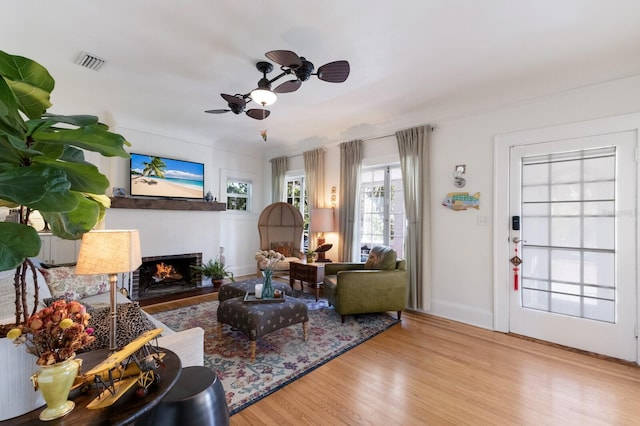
left=442, top=192, right=480, bottom=211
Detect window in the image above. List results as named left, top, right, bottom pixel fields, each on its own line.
left=286, top=176, right=309, bottom=250
left=226, top=179, right=251, bottom=211
left=520, top=147, right=617, bottom=322
left=359, top=165, right=405, bottom=261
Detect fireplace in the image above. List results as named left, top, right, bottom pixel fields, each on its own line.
left=131, top=253, right=202, bottom=301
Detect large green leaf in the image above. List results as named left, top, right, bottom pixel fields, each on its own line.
left=26, top=114, right=99, bottom=136
left=0, top=136, right=27, bottom=163
left=0, top=222, right=42, bottom=271
left=33, top=156, right=109, bottom=194
left=0, top=163, right=81, bottom=212
left=0, top=50, right=53, bottom=119
left=0, top=76, right=27, bottom=141
left=41, top=196, right=100, bottom=239
left=84, top=193, right=110, bottom=224
left=29, top=187, right=81, bottom=213
left=32, top=123, right=130, bottom=158
left=0, top=165, right=64, bottom=205
left=59, top=146, right=90, bottom=165
left=40, top=114, right=100, bottom=127
left=29, top=140, right=65, bottom=159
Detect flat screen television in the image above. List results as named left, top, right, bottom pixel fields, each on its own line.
left=129, top=153, right=205, bottom=199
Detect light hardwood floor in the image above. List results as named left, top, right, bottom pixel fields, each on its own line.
left=145, top=285, right=640, bottom=425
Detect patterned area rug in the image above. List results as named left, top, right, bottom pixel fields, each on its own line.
left=152, top=289, right=399, bottom=415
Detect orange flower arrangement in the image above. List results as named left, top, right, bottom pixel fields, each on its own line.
left=7, top=300, right=95, bottom=366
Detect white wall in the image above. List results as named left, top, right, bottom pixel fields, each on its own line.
left=99, top=128, right=265, bottom=278
left=313, top=74, right=640, bottom=330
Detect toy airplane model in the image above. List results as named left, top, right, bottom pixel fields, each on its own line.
left=73, top=328, right=165, bottom=409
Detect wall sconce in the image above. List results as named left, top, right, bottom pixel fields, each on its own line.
left=454, top=165, right=466, bottom=188
left=330, top=186, right=337, bottom=208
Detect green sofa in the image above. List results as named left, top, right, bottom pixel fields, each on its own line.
left=323, top=246, right=408, bottom=323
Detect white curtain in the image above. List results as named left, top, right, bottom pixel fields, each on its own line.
left=270, top=156, right=287, bottom=203
left=304, top=148, right=325, bottom=249
left=338, top=140, right=362, bottom=262
left=396, top=125, right=431, bottom=310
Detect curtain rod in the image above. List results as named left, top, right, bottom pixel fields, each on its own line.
left=282, top=125, right=435, bottom=159
left=360, top=124, right=437, bottom=143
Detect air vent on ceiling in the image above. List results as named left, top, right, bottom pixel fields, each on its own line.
left=74, top=51, right=106, bottom=71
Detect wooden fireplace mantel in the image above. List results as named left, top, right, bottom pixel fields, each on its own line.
left=109, top=197, right=226, bottom=211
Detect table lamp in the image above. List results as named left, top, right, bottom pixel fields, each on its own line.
left=310, top=208, right=335, bottom=262
left=75, top=230, right=142, bottom=351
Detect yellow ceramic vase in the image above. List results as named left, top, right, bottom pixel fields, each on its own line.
left=32, top=356, right=80, bottom=421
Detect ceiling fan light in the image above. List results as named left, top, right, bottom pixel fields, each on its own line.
left=250, top=88, right=277, bottom=106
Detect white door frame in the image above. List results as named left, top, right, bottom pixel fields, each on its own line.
left=493, top=112, right=640, bottom=361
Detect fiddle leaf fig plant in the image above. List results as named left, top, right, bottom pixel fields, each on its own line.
left=0, top=50, right=130, bottom=327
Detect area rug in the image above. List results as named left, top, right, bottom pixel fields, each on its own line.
left=152, top=289, right=399, bottom=415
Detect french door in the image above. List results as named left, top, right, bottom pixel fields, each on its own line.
left=508, top=131, right=637, bottom=361
left=359, top=165, right=405, bottom=261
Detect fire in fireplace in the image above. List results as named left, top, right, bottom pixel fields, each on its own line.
left=131, top=253, right=202, bottom=300
left=154, top=262, right=183, bottom=282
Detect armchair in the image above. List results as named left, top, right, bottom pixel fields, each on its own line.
left=323, top=246, right=408, bottom=323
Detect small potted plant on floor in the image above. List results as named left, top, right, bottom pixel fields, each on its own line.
left=191, top=257, right=234, bottom=287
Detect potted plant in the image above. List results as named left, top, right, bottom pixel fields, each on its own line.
left=0, top=50, right=129, bottom=421
left=191, top=257, right=234, bottom=287
left=304, top=247, right=317, bottom=263
left=0, top=50, right=130, bottom=331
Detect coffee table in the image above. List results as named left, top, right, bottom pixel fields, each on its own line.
left=289, top=261, right=325, bottom=301
left=216, top=296, right=308, bottom=362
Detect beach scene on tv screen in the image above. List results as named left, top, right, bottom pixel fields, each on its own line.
left=130, top=154, right=204, bottom=199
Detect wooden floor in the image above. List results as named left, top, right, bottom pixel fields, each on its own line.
left=144, top=283, right=640, bottom=425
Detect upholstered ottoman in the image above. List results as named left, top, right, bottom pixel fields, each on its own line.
left=218, top=278, right=294, bottom=302
left=216, top=296, right=308, bottom=362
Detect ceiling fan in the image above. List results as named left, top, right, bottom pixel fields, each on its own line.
left=205, top=50, right=350, bottom=120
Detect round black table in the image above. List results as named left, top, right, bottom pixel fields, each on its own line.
left=1, top=348, right=181, bottom=426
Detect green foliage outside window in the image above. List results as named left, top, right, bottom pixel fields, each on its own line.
left=226, top=180, right=250, bottom=211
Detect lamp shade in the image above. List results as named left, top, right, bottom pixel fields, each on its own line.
left=310, top=208, right=335, bottom=233
left=76, top=230, right=142, bottom=274
left=250, top=88, right=277, bottom=106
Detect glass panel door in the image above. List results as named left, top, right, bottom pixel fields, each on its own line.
left=509, top=132, right=636, bottom=361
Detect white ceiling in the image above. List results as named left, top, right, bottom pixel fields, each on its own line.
left=3, top=1, right=640, bottom=155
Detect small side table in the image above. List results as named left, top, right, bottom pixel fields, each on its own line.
left=290, top=261, right=325, bottom=301
left=136, top=366, right=229, bottom=426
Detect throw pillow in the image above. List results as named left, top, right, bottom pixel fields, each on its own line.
left=364, top=246, right=397, bottom=270
left=83, top=302, right=156, bottom=351
left=270, top=242, right=293, bottom=257
left=41, top=266, right=109, bottom=301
